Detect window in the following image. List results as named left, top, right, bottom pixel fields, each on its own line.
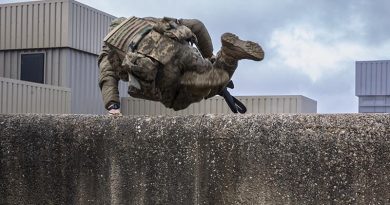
left=21, top=53, right=45, bottom=84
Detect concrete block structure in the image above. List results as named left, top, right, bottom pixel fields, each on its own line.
left=356, top=60, right=390, bottom=113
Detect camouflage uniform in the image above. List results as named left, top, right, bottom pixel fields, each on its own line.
left=98, top=16, right=263, bottom=111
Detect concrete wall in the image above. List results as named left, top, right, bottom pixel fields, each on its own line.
left=121, top=95, right=317, bottom=115
left=1, top=114, right=389, bottom=204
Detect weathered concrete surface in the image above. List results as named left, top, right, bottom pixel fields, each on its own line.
left=0, top=114, right=390, bottom=204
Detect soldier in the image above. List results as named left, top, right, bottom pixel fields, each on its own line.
left=98, top=16, right=264, bottom=115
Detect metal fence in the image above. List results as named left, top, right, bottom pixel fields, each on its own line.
left=120, top=95, right=317, bottom=116
left=0, top=77, right=71, bottom=114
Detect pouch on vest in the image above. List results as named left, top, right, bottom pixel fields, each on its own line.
left=122, top=52, right=161, bottom=101
left=153, top=18, right=197, bottom=45
left=104, top=16, right=153, bottom=53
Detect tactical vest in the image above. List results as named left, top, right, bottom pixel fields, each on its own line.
left=104, top=16, right=154, bottom=54
left=103, top=17, right=212, bottom=109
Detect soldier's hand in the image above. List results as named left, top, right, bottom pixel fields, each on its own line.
left=208, top=55, right=216, bottom=63
left=108, top=109, right=122, bottom=116
left=107, top=103, right=122, bottom=116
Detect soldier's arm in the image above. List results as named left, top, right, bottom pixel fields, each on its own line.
left=98, top=44, right=120, bottom=110
left=179, top=19, right=214, bottom=58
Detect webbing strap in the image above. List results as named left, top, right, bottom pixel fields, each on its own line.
left=218, top=80, right=247, bottom=114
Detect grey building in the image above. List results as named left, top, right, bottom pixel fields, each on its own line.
left=0, top=0, right=126, bottom=114
left=356, top=60, right=390, bottom=113
left=121, top=95, right=317, bottom=115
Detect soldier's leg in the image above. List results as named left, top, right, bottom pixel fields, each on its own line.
left=169, top=46, right=228, bottom=110
left=172, top=34, right=264, bottom=109
left=179, top=33, right=264, bottom=88
left=215, top=32, right=264, bottom=78
left=205, top=33, right=264, bottom=97
left=179, top=46, right=230, bottom=89
left=171, top=85, right=212, bottom=111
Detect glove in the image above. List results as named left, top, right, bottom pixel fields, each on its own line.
left=107, top=103, right=122, bottom=116
left=208, top=54, right=216, bottom=63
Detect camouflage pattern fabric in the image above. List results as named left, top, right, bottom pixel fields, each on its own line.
left=108, top=17, right=127, bottom=32
left=98, top=17, right=236, bottom=110
left=98, top=44, right=121, bottom=109
left=179, top=19, right=213, bottom=58
left=104, top=17, right=153, bottom=53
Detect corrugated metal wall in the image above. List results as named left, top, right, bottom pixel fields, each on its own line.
left=359, top=96, right=390, bottom=113
left=120, top=95, right=317, bottom=116
left=356, top=60, right=390, bottom=113
left=356, top=60, right=390, bottom=96
left=0, top=0, right=115, bottom=54
left=68, top=48, right=101, bottom=114
left=0, top=0, right=69, bottom=50
left=0, top=76, right=71, bottom=114
left=0, top=49, right=67, bottom=86
left=300, top=95, right=318, bottom=113
left=68, top=0, right=115, bottom=55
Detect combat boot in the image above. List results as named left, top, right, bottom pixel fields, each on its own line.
left=220, top=32, right=264, bottom=61
left=207, top=33, right=264, bottom=98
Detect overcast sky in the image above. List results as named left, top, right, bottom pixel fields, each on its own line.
left=2, top=0, right=390, bottom=113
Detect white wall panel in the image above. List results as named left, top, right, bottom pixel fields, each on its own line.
left=0, top=0, right=113, bottom=55
left=356, top=61, right=390, bottom=96
left=0, top=77, right=71, bottom=114
left=358, top=96, right=390, bottom=113
left=0, top=1, right=69, bottom=50
left=0, top=6, right=5, bottom=49
left=356, top=60, right=390, bottom=113
left=121, top=95, right=317, bottom=116
left=68, top=0, right=115, bottom=55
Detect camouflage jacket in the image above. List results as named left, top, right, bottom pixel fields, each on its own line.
left=98, top=16, right=215, bottom=110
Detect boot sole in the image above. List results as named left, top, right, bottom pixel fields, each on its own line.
left=221, top=33, right=264, bottom=61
